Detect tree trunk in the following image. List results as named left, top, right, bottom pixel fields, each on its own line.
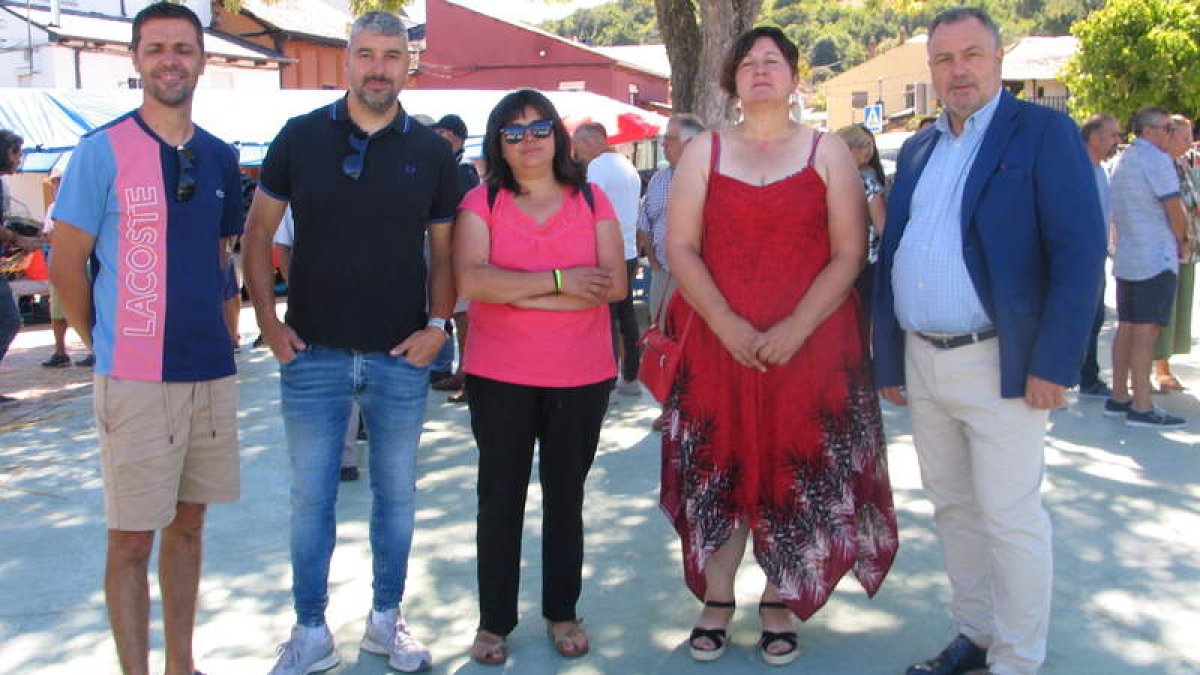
left=655, top=0, right=702, bottom=117
left=695, top=0, right=764, bottom=125
left=656, top=0, right=765, bottom=126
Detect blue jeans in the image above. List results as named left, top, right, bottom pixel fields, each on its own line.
left=280, top=344, right=430, bottom=626
left=0, top=278, right=20, bottom=366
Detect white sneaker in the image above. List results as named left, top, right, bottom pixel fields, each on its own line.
left=616, top=378, right=642, bottom=396
left=268, top=624, right=339, bottom=675
left=361, top=608, right=433, bottom=672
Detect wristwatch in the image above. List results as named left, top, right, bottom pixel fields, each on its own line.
left=427, top=317, right=451, bottom=333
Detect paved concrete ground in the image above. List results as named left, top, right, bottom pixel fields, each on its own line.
left=2, top=299, right=1199, bottom=674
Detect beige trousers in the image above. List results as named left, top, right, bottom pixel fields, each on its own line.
left=904, top=333, right=1052, bottom=675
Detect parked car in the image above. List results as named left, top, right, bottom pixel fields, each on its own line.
left=874, top=131, right=914, bottom=179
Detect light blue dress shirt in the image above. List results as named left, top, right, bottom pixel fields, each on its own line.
left=892, top=90, right=1002, bottom=334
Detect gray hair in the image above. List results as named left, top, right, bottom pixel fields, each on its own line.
left=351, top=11, right=407, bottom=41
left=929, top=6, right=1002, bottom=51
left=1080, top=113, right=1116, bottom=142
left=671, top=113, right=705, bottom=143
left=1130, top=106, right=1170, bottom=136
left=574, top=122, right=608, bottom=142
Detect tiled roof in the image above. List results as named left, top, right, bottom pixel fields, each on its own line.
left=1002, top=36, right=1078, bottom=81
left=239, top=0, right=352, bottom=43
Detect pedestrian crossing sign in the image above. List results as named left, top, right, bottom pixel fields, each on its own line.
left=863, top=104, right=884, bottom=132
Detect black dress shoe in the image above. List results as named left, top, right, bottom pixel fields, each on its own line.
left=906, top=634, right=987, bottom=675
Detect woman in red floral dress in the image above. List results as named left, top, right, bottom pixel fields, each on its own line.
left=661, top=27, right=898, bottom=666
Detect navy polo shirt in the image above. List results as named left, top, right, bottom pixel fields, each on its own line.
left=259, top=97, right=461, bottom=352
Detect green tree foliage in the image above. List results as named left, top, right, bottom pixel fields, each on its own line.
left=542, top=0, right=660, bottom=45
left=769, top=0, right=1045, bottom=73
left=1063, top=0, right=1200, bottom=123
left=542, top=0, right=1103, bottom=74
left=347, top=0, right=409, bottom=16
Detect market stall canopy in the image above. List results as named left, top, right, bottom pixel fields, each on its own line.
left=0, top=87, right=668, bottom=169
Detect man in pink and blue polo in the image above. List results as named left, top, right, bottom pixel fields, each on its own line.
left=49, top=4, right=242, bottom=674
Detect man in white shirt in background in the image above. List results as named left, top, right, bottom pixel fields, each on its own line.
left=1106, top=107, right=1190, bottom=428
left=574, top=122, right=644, bottom=396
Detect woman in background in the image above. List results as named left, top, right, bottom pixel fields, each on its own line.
left=834, top=123, right=887, bottom=327
left=1152, top=115, right=1197, bottom=391
left=0, top=130, right=43, bottom=404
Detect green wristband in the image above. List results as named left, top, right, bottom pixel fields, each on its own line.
left=553, top=269, right=563, bottom=294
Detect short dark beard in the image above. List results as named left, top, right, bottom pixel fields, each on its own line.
left=353, top=83, right=397, bottom=115
left=145, top=68, right=195, bottom=108
left=147, top=83, right=193, bottom=108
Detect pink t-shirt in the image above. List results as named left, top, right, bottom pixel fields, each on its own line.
left=462, top=183, right=618, bottom=387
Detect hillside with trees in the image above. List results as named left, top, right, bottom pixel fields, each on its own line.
left=544, top=0, right=1107, bottom=74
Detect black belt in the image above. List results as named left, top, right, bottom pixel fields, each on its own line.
left=916, top=328, right=998, bottom=350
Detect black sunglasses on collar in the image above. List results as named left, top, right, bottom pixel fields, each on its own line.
left=175, top=146, right=195, bottom=202
left=343, top=133, right=369, bottom=180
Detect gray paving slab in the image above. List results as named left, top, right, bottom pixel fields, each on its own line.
left=2, top=303, right=1199, bottom=674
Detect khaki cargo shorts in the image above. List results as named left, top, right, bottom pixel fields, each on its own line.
left=94, top=374, right=240, bottom=531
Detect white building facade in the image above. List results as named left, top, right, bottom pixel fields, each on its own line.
left=0, top=0, right=283, bottom=91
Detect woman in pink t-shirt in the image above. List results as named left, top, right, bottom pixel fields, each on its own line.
left=454, top=89, right=626, bottom=665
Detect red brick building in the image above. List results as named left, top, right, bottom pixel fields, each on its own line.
left=415, top=0, right=669, bottom=108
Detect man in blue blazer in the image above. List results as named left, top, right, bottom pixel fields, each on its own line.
left=872, top=8, right=1106, bottom=675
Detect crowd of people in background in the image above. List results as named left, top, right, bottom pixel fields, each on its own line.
left=1, top=3, right=1198, bottom=675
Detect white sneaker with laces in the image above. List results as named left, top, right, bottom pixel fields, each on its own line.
left=268, top=624, right=339, bottom=675
left=361, top=608, right=433, bottom=672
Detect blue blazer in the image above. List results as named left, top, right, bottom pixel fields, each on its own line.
left=872, top=91, right=1107, bottom=399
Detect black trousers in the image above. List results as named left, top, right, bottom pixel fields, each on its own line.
left=466, top=374, right=613, bottom=636
left=610, top=259, right=641, bottom=382
left=1080, top=278, right=1106, bottom=387
left=855, top=261, right=875, bottom=346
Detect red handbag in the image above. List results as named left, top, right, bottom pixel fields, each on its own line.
left=637, top=284, right=694, bottom=403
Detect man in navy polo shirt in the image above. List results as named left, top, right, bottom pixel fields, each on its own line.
left=50, top=4, right=243, bottom=674
left=242, top=11, right=459, bottom=674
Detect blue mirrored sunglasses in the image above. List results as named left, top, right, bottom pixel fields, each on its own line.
left=499, top=119, right=554, bottom=145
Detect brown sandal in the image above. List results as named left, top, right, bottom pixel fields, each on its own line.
left=547, top=619, right=589, bottom=658
left=470, top=630, right=508, bottom=666
left=1156, top=375, right=1187, bottom=392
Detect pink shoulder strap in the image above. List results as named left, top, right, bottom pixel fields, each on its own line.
left=806, top=131, right=823, bottom=168
left=709, top=132, right=721, bottom=173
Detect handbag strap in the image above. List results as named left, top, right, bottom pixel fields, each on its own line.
left=676, top=303, right=695, bottom=346
left=650, top=272, right=695, bottom=346
left=650, top=272, right=672, bottom=327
